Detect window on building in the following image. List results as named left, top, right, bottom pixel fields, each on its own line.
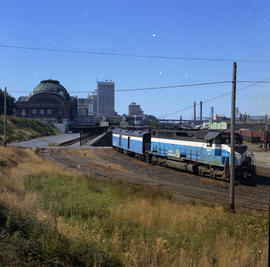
left=47, top=109, right=52, bottom=115
left=32, top=109, right=37, bottom=118
left=21, top=109, right=26, bottom=116
left=40, top=109, right=44, bottom=115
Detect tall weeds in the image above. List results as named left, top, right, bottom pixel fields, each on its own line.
left=0, top=147, right=268, bottom=266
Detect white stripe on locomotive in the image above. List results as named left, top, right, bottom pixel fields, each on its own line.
left=151, top=137, right=231, bottom=153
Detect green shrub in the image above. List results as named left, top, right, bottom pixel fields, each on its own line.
left=0, top=116, right=60, bottom=142
left=0, top=204, right=120, bottom=266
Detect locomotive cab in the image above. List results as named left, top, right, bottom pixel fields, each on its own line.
left=212, top=132, right=255, bottom=179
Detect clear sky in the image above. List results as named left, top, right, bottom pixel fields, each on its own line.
left=0, top=0, right=269, bottom=119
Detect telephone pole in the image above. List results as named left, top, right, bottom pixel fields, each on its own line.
left=268, top=194, right=270, bottom=267
left=4, top=87, right=7, bottom=147
left=265, top=114, right=268, bottom=152
left=194, top=102, right=196, bottom=121
left=230, top=62, right=237, bottom=212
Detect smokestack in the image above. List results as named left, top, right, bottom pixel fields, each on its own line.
left=211, top=106, right=214, bottom=120
left=200, top=101, right=202, bottom=122
left=194, top=102, right=196, bottom=121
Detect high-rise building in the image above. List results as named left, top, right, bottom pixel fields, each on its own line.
left=128, top=102, right=143, bottom=116
left=97, top=81, right=115, bottom=115
left=88, top=94, right=97, bottom=115
left=77, top=92, right=97, bottom=116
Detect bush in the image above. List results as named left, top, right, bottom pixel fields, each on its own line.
left=0, top=116, right=60, bottom=142
left=0, top=204, right=120, bottom=266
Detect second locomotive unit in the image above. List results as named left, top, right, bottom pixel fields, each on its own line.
left=112, top=128, right=255, bottom=180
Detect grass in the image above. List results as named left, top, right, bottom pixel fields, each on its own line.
left=0, top=147, right=268, bottom=266
left=23, top=173, right=268, bottom=266
left=0, top=204, right=119, bottom=266
left=0, top=115, right=60, bottom=143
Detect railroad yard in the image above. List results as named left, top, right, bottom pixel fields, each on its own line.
left=45, top=147, right=270, bottom=212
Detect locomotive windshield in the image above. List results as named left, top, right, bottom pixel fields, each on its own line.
left=215, top=133, right=243, bottom=145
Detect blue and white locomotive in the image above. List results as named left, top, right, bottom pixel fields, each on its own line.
left=112, top=128, right=151, bottom=160
left=112, top=128, right=255, bottom=180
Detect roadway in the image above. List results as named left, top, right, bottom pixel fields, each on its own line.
left=9, top=133, right=80, bottom=148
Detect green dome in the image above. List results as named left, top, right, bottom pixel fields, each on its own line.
left=31, top=79, right=69, bottom=100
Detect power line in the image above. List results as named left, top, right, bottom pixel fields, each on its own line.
left=7, top=81, right=232, bottom=93
left=5, top=78, right=270, bottom=119
left=8, top=80, right=269, bottom=94
left=238, top=80, right=270, bottom=84
left=115, top=81, right=231, bottom=92
left=159, top=77, right=270, bottom=118
left=1, top=44, right=270, bottom=63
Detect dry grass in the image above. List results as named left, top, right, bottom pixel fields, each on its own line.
left=47, top=142, right=59, bottom=147
left=68, top=148, right=100, bottom=160
left=0, top=147, right=268, bottom=266
left=62, top=149, right=126, bottom=172
left=0, top=147, right=75, bottom=214
left=109, top=199, right=267, bottom=266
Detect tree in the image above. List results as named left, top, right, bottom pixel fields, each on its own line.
left=0, top=89, right=15, bottom=115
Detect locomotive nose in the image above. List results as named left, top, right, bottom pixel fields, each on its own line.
left=241, top=157, right=250, bottom=167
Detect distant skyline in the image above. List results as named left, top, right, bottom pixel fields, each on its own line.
left=0, top=0, right=269, bottom=119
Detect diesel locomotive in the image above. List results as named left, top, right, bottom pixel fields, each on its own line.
left=112, top=128, right=255, bottom=180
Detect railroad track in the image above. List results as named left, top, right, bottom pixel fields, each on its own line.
left=58, top=137, right=81, bottom=146
left=44, top=150, right=270, bottom=212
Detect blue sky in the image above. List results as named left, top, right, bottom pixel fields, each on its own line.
left=0, top=0, right=269, bottom=119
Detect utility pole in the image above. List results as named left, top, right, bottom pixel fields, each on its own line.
left=265, top=114, right=268, bottom=152
left=4, top=87, right=7, bottom=147
left=268, top=193, right=270, bottom=267
left=194, top=102, right=196, bottom=121
left=230, top=62, right=237, bottom=213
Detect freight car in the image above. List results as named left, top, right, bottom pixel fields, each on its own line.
left=238, top=130, right=270, bottom=144
left=112, top=128, right=255, bottom=180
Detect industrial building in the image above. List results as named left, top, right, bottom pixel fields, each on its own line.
left=97, top=81, right=115, bottom=115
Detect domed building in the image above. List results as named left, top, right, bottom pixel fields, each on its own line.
left=16, top=79, right=77, bottom=122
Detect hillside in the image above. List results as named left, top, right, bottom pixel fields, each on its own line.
left=0, top=116, right=60, bottom=143
left=0, top=147, right=268, bottom=266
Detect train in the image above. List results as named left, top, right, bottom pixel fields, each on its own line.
left=112, top=128, right=255, bottom=180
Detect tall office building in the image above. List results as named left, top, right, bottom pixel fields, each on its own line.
left=88, top=94, right=97, bottom=115
left=97, top=81, right=115, bottom=115
left=128, top=102, right=143, bottom=116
